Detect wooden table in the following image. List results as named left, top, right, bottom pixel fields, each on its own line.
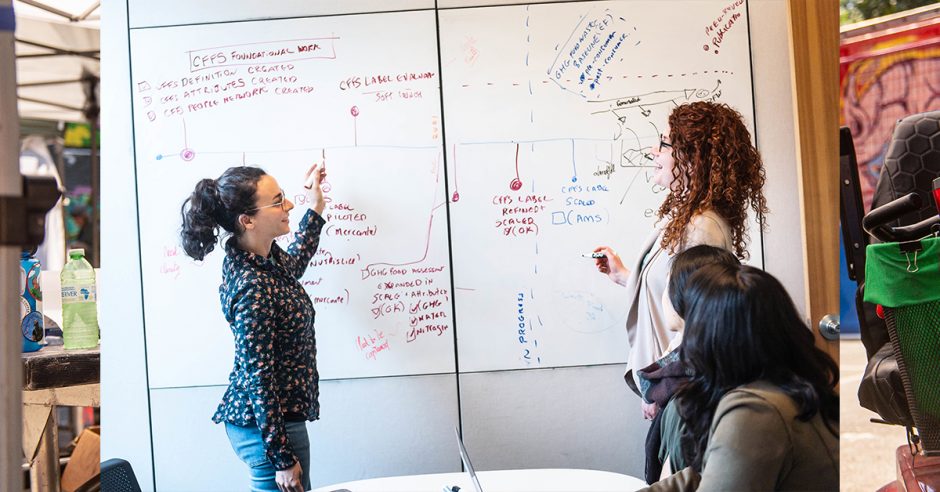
left=21, top=343, right=99, bottom=492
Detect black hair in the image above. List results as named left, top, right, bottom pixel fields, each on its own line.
left=180, top=166, right=266, bottom=260
left=675, top=263, right=839, bottom=472
left=667, top=245, right=741, bottom=319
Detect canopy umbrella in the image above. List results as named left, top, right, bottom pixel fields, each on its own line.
left=14, top=0, right=99, bottom=123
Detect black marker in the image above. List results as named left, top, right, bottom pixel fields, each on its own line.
left=582, top=252, right=606, bottom=258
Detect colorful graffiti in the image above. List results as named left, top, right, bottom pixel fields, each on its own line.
left=840, top=17, right=940, bottom=210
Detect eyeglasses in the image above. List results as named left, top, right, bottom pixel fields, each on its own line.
left=658, top=134, right=673, bottom=153
left=245, top=189, right=287, bottom=213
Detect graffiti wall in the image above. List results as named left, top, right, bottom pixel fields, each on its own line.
left=840, top=16, right=940, bottom=210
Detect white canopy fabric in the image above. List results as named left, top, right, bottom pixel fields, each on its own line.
left=13, top=1, right=99, bottom=123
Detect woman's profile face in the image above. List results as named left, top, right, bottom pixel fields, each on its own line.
left=650, top=126, right=680, bottom=189
left=248, top=174, right=295, bottom=239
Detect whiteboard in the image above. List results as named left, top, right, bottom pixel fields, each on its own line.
left=129, top=10, right=455, bottom=386
left=440, top=1, right=759, bottom=371
left=127, top=0, right=759, bottom=387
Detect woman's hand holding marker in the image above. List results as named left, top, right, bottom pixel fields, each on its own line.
left=304, top=162, right=327, bottom=216
left=592, top=246, right=629, bottom=287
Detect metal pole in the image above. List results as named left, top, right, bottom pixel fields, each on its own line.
left=28, top=407, right=58, bottom=492
left=0, top=1, right=23, bottom=490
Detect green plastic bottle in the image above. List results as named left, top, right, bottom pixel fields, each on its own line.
left=60, top=249, right=99, bottom=349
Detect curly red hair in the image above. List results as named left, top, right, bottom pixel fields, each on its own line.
left=657, top=102, right=768, bottom=258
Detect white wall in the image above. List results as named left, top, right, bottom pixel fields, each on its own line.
left=100, top=0, right=156, bottom=488
left=748, top=0, right=806, bottom=316
left=102, top=1, right=803, bottom=490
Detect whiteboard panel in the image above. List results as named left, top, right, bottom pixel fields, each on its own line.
left=128, top=11, right=456, bottom=387
left=150, top=375, right=459, bottom=491
left=128, top=1, right=434, bottom=29
left=439, top=1, right=760, bottom=371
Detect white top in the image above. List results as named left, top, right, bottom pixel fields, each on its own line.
left=623, top=210, right=733, bottom=391
left=313, top=468, right=647, bottom=492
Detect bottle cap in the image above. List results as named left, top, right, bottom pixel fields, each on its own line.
left=68, top=249, right=85, bottom=258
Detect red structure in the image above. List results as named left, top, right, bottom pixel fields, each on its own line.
left=840, top=6, right=940, bottom=210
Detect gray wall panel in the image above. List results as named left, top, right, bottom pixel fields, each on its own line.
left=149, top=375, right=460, bottom=491
left=459, top=365, right=647, bottom=478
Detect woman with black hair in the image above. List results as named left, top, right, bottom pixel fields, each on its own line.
left=180, top=164, right=327, bottom=492
left=636, top=245, right=740, bottom=483
left=642, top=263, right=839, bottom=491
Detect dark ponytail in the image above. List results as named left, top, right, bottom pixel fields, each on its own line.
left=180, top=166, right=266, bottom=260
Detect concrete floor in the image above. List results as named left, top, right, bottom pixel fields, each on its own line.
left=841, top=339, right=908, bottom=491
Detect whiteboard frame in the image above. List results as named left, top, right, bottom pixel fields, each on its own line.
left=103, top=1, right=805, bottom=490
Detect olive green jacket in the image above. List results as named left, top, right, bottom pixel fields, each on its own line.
left=641, top=381, right=839, bottom=491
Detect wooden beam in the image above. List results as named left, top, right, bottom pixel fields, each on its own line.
left=787, top=0, right=840, bottom=361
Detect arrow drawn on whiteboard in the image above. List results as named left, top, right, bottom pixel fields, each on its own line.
left=620, top=167, right=645, bottom=205
left=451, top=144, right=460, bottom=202
left=509, top=143, right=523, bottom=191
left=617, top=125, right=657, bottom=169
left=589, top=79, right=724, bottom=118
left=360, top=151, right=445, bottom=279
left=570, top=139, right=578, bottom=183
left=157, top=118, right=196, bottom=162
left=350, top=106, right=360, bottom=147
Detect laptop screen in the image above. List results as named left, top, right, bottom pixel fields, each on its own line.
left=455, top=427, right=484, bottom=492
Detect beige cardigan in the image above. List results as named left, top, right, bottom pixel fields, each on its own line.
left=640, top=381, right=840, bottom=491
left=623, top=210, right=733, bottom=392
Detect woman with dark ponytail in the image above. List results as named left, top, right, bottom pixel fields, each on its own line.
left=181, top=164, right=327, bottom=492
left=641, top=264, right=839, bottom=491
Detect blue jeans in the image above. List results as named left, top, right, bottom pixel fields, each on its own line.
left=225, top=421, right=311, bottom=491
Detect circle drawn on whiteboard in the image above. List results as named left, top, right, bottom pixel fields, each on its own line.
left=509, top=178, right=522, bottom=191
left=321, top=182, right=332, bottom=193
left=451, top=191, right=460, bottom=202
left=350, top=106, right=360, bottom=117
left=180, top=148, right=196, bottom=161
left=548, top=260, right=628, bottom=334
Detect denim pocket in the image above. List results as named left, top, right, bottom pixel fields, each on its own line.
left=225, top=423, right=271, bottom=468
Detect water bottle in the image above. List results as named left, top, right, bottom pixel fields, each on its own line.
left=20, top=251, right=44, bottom=352
left=61, top=249, right=99, bottom=349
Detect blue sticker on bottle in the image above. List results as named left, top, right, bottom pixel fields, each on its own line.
left=22, top=311, right=44, bottom=342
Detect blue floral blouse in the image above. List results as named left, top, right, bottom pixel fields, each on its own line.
left=211, top=208, right=326, bottom=470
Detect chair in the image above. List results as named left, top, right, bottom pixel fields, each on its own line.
left=861, top=110, right=940, bottom=453
left=98, top=458, right=142, bottom=492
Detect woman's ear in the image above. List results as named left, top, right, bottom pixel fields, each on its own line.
left=238, top=213, right=254, bottom=231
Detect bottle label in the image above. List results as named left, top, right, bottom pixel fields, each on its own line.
left=22, top=311, right=44, bottom=342
left=62, top=285, right=97, bottom=304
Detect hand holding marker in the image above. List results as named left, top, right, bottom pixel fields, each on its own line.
left=304, top=162, right=328, bottom=215
left=590, top=246, right=629, bottom=286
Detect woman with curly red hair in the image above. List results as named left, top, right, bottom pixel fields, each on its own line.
left=593, top=101, right=768, bottom=418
